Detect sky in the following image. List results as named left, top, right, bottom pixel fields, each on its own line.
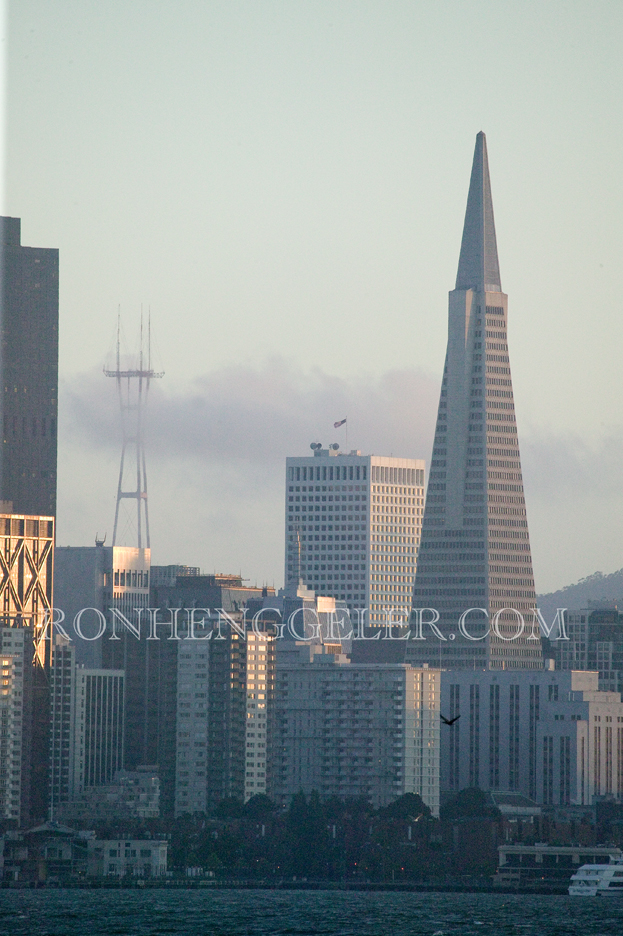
left=3, top=1, right=623, bottom=593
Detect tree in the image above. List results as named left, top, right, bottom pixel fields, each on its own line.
left=440, top=788, right=501, bottom=822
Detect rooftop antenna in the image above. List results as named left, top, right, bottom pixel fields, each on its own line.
left=105, top=308, right=164, bottom=549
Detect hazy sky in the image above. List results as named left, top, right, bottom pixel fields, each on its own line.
left=4, top=2, right=623, bottom=593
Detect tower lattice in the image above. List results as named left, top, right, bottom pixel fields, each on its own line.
left=105, top=313, right=163, bottom=548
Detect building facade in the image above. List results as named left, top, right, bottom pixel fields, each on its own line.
left=54, top=543, right=150, bottom=668
left=174, top=613, right=276, bottom=815
left=0, top=513, right=54, bottom=662
left=409, top=134, right=541, bottom=670
left=0, top=217, right=59, bottom=518
left=439, top=669, right=623, bottom=805
left=0, top=638, right=24, bottom=823
left=285, top=451, right=425, bottom=624
left=552, top=606, right=623, bottom=695
left=50, top=635, right=125, bottom=815
left=0, top=513, right=54, bottom=826
left=273, top=644, right=440, bottom=813
left=57, top=767, right=159, bottom=826
left=87, top=837, right=167, bottom=878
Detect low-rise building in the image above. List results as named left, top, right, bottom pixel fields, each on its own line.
left=56, top=766, right=160, bottom=825
left=496, top=843, right=622, bottom=889
left=87, top=837, right=168, bottom=878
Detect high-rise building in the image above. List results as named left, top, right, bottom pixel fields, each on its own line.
left=54, top=544, right=151, bottom=668
left=408, top=133, right=542, bottom=670
left=174, top=612, right=275, bottom=815
left=551, top=605, right=623, bottom=695
left=439, top=669, right=623, bottom=805
left=285, top=450, right=425, bottom=623
left=272, top=644, right=440, bottom=813
left=0, top=513, right=54, bottom=825
left=49, top=635, right=124, bottom=815
left=151, top=571, right=275, bottom=618
left=0, top=636, right=25, bottom=823
left=0, top=217, right=59, bottom=518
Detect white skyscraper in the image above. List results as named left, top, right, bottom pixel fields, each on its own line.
left=285, top=449, right=425, bottom=624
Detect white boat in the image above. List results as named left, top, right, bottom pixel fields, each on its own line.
left=569, top=857, right=623, bottom=896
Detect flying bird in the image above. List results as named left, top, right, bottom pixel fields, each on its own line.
left=440, top=714, right=460, bottom=726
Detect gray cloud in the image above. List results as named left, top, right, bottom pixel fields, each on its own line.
left=61, top=360, right=440, bottom=465
left=58, top=361, right=623, bottom=592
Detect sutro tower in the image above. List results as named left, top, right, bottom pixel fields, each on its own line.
left=105, top=312, right=163, bottom=548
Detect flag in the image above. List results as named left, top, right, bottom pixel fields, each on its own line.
left=333, top=418, right=347, bottom=429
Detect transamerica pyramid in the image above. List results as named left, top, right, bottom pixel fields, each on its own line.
left=406, top=133, right=543, bottom=670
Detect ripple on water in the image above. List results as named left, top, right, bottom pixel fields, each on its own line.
left=0, top=890, right=621, bottom=936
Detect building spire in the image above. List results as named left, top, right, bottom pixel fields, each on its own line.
left=455, top=131, right=501, bottom=292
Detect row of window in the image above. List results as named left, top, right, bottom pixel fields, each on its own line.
left=3, top=415, right=56, bottom=438
left=289, top=465, right=367, bottom=482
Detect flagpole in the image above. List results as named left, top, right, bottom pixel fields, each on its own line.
left=345, top=419, right=348, bottom=452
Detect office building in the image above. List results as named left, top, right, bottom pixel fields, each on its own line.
left=439, top=669, right=623, bottom=805
left=0, top=217, right=59, bottom=518
left=285, top=450, right=425, bottom=623
left=0, top=513, right=54, bottom=652
left=552, top=605, right=623, bottom=695
left=150, top=564, right=200, bottom=588
left=54, top=543, right=150, bottom=668
left=0, top=513, right=54, bottom=826
left=409, top=133, right=541, bottom=670
left=151, top=571, right=275, bottom=617
left=273, top=644, right=440, bottom=813
left=257, top=583, right=352, bottom=651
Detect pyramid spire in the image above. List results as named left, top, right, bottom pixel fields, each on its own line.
left=455, top=131, right=501, bottom=292
left=408, top=133, right=542, bottom=674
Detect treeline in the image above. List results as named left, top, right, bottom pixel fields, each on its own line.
left=95, top=789, right=505, bottom=881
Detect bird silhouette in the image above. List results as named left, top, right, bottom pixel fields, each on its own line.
left=440, top=714, right=460, bottom=726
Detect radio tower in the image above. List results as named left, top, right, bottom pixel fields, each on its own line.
left=105, top=312, right=164, bottom=548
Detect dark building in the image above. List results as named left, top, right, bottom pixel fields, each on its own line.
left=552, top=604, right=623, bottom=695
left=0, top=217, right=59, bottom=517
left=102, top=621, right=178, bottom=817
left=151, top=572, right=275, bottom=617
left=408, top=134, right=542, bottom=670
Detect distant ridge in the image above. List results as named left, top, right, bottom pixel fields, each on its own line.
left=537, top=569, right=623, bottom=620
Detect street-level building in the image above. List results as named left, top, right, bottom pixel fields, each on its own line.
left=87, top=837, right=167, bottom=878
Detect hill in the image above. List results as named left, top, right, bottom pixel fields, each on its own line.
left=537, top=569, right=623, bottom=621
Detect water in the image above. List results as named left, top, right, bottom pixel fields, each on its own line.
left=0, top=890, right=621, bottom=936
